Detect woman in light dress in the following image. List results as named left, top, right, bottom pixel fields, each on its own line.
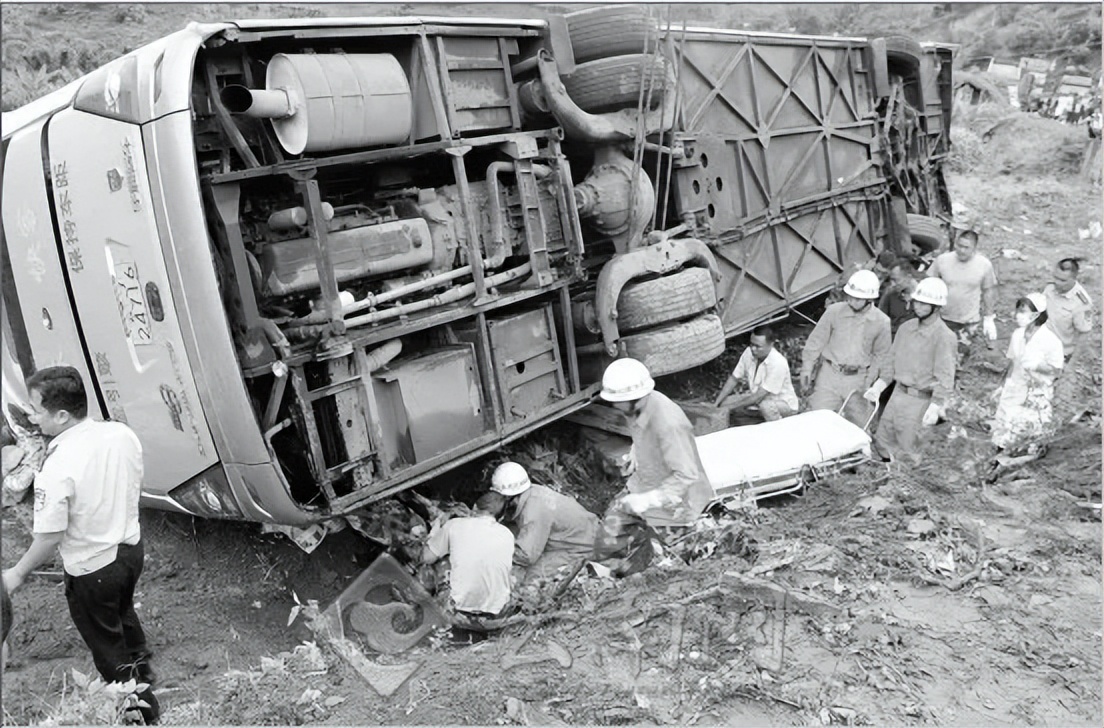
left=990, top=292, right=1065, bottom=449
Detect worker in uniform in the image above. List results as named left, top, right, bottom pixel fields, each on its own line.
left=1043, top=257, right=1094, bottom=419
left=863, top=278, right=957, bottom=464
left=712, top=325, right=799, bottom=424
left=2, top=366, right=159, bottom=724
left=1043, top=257, right=1093, bottom=364
left=925, top=226, right=998, bottom=359
left=422, top=491, right=515, bottom=627
left=800, top=270, right=891, bottom=426
left=592, top=358, right=712, bottom=575
left=489, top=461, right=598, bottom=592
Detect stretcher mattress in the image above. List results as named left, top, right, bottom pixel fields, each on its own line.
left=696, top=410, right=871, bottom=501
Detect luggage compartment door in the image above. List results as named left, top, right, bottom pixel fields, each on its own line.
left=46, top=108, right=217, bottom=489
left=1, top=119, right=99, bottom=413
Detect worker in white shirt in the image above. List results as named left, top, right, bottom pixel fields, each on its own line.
left=422, top=491, right=515, bottom=622
left=713, top=325, right=799, bottom=423
left=2, top=366, right=158, bottom=724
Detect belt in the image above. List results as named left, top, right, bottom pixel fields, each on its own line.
left=898, top=383, right=933, bottom=399
left=823, top=359, right=867, bottom=376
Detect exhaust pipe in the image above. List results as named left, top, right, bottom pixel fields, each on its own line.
left=220, top=85, right=299, bottom=119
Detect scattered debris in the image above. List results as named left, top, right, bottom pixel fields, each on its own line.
left=322, top=553, right=448, bottom=654
left=500, top=640, right=573, bottom=671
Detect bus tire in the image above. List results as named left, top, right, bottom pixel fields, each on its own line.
left=562, top=54, right=672, bottom=114
left=622, top=314, right=725, bottom=377
left=907, top=214, right=947, bottom=253
left=565, top=6, right=657, bottom=64
left=617, top=267, right=716, bottom=333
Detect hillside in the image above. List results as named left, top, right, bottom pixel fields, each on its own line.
left=2, top=3, right=1101, bottom=112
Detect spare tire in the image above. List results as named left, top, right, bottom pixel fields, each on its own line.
left=565, top=6, right=657, bottom=64
left=622, top=314, right=725, bottom=377
left=562, top=54, right=673, bottom=114
left=907, top=214, right=947, bottom=253
left=617, top=267, right=717, bottom=333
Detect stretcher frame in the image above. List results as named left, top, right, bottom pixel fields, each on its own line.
left=706, top=392, right=879, bottom=511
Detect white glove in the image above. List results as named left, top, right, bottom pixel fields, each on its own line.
left=863, top=379, right=888, bottom=404
left=622, top=490, right=667, bottom=516
left=619, top=448, right=637, bottom=477
left=921, top=402, right=941, bottom=426
left=621, top=492, right=650, bottom=515
left=983, top=315, right=997, bottom=341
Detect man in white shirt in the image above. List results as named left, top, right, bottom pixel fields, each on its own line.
left=925, top=227, right=998, bottom=359
left=1, top=366, right=158, bottom=724
left=422, top=491, right=515, bottom=620
left=713, top=326, right=799, bottom=423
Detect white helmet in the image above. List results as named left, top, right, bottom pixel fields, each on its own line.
left=843, top=269, right=881, bottom=300
left=600, top=358, right=655, bottom=402
left=911, top=278, right=948, bottom=307
left=1025, top=292, right=1047, bottom=313
left=490, top=461, right=531, bottom=496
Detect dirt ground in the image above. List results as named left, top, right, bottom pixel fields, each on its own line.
left=2, top=115, right=1101, bottom=726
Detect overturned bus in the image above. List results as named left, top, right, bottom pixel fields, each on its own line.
left=1, top=7, right=954, bottom=525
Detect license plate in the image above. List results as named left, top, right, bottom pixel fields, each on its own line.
left=112, top=258, right=153, bottom=346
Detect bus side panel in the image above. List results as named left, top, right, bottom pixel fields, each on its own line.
left=1, top=119, right=99, bottom=411
left=671, top=32, right=884, bottom=335
left=47, top=109, right=217, bottom=491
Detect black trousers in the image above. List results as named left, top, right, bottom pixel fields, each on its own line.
left=64, top=541, right=159, bottom=722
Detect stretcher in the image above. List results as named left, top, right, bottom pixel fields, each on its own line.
left=696, top=395, right=877, bottom=509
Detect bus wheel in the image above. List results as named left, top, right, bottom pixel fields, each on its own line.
left=617, top=267, right=717, bottom=333
left=622, top=313, right=725, bottom=377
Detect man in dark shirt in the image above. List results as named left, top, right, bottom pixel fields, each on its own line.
left=879, top=257, right=920, bottom=335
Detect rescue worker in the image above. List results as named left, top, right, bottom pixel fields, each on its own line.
left=800, top=270, right=891, bottom=425
left=712, top=326, right=799, bottom=423
left=863, top=278, right=957, bottom=464
left=422, top=491, right=515, bottom=625
left=592, top=358, right=712, bottom=574
left=489, top=461, right=598, bottom=589
left=2, top=366, right=159, bottom=724
left=825, top=251, right=897, bottom=306
left=1043, top=257, right=1093, bottom=364
left=925, top=227, right=998, bottom=358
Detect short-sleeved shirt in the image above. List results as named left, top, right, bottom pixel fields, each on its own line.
left=1043, top=281, right=1093, bottom=356
left=33, top=419, right=143, bottom=576
left=926, top=252, right=997, bottom=325
left=1002, top=324, right=1065, bottom=404
left=424, top=514, right=514, bottom=614
left=878, top=281, right=917, bottom=333
left=731, top=347, right=799, bottom=412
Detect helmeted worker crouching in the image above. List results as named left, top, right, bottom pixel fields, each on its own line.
left=591, top=358, right=713, bottom=576
left=800, top=270, right=892, bottom=425
left=490, top=461, right=598, bottom=592
left=863, top=278, right=957, bottom=464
